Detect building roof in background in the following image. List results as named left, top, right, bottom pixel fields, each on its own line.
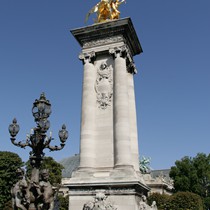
left=60, top=155, right=171, bottom=180
left=60, top=154, right=80, bottom=178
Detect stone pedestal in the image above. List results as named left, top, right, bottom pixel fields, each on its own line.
left=64, top=17, right=149, bottom=210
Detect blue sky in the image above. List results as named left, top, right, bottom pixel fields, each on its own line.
left=0, top=1, right=209, bottom=170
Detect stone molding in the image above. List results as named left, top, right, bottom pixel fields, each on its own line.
left=71, top=18, right=143, bottom=56
left=69, top=188, right=136, bottom=195
left=66, top=180, right=150, bottom=196
left=83, top=35, right=124, bottom=49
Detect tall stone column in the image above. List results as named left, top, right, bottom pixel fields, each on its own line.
left=110, top=46, right=132, bottom=169
left=78, top=52, right=96, bottom=169
left=128, top=62, right=140, bottom=171
left=66, top=18, right=150, bottom=210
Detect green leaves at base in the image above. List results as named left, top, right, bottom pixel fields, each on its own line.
left=0, top=151, right=23, bottom=209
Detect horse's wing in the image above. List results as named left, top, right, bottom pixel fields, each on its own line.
left=85, top=3, right=99, bottom=23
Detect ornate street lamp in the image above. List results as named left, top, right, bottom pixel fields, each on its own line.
left=8, top=93, right=68, bottom=210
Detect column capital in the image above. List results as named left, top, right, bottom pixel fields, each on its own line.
left=79, top=51, right=96, bottom=64
left=109, top=45, right=128, bottom=59
left=110, top=46, right=137, bottom=74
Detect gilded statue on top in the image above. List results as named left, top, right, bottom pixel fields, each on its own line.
left=85, top=0, right=126, bottom=23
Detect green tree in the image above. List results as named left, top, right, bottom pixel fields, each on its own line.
left=193, top=153, right=210, bottom=197
left=0, top=151, right=24, bottom=209
left=40, top=156, right=64, bottom=185
left=57, top=195, right=69, bottom=210
left=170, top=191, right=203, bottom=210
left=170, top=153, right=210, bottom=209
left=3, top=200, right=13, bottom=210
left=147, top=193, right=170, bottom=210
left=26, top=156, right=64, bottom=185
left=148, top=192, right=203, bottom=210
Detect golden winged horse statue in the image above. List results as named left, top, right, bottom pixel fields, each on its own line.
left=85, top=0, right=126, bottom=23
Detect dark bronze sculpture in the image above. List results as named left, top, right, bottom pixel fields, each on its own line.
left=9, top=93, right=68, bottom=210
left=11, top=168, right=30, bottom=210
left=34, top=169, right=54, bottom=210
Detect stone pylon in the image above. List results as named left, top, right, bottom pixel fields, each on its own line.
left=63, top=17, right=150, bottom=210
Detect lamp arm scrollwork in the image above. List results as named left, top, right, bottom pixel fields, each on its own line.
left=47, top=143, right=65, bottom=151
left=10, top=137, right=30, bottom=148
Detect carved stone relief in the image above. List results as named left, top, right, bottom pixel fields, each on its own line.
left=83, top=192, right=117, bottom=210
left=138, top=195, right=158, bottom=210
left=95, top=62, right=113, bottom=109
left=83, top=36, right=124, bottom=48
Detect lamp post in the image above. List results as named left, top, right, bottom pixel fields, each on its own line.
left=9, top=93, right=68, bottom=210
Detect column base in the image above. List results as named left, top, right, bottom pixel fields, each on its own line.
left=67, top=181, right=150, bottom=210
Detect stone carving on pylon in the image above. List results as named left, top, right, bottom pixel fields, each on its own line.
left=95, top=62, right=113, bottom=110
left=138, top=195, right=158, bottom=210
left=83, top=192, right=117, bottom=210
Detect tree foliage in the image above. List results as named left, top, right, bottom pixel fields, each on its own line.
left=40, top=156, right=64, bottom=185
left=170, top=191, right=203, bottom=210
left=3, top=200, right=13, bottom=210
left=57, top=195, right=69, bottom=210
left=0, top=151, right=23, bottom=209
left=148, top=192, right=203, bottom=210
left=169, top=153, right=210, bottom=209
left=147, top=192, right=171, bottom=209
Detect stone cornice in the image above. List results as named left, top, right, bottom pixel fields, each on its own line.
left=71, top=17, right=143, bottom=56
left=64, top=180, right=150, bottom=196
